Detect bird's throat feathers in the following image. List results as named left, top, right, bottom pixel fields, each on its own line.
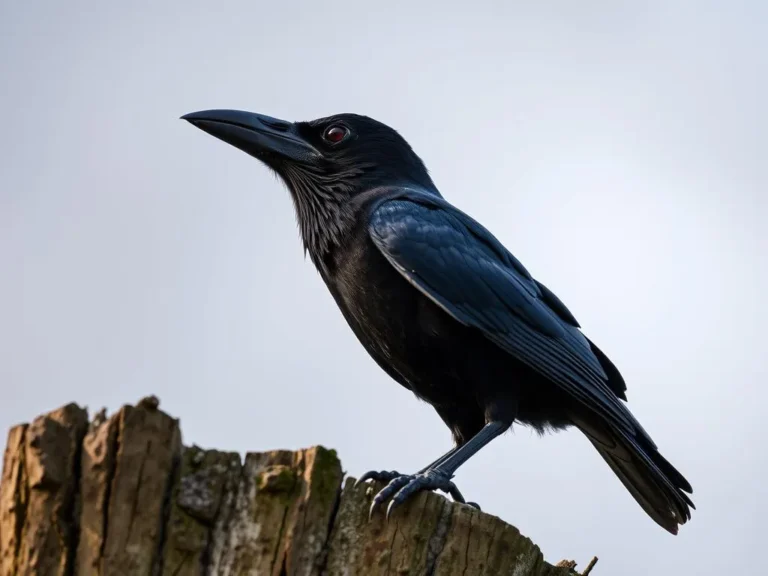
left=278, top=163, right=358, bottom=271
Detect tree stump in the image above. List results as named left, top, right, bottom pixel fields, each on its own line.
left=0, top=397, right=597, bottom=575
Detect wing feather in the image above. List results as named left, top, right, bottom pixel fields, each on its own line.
left=368, top=197, right=650, bottom=442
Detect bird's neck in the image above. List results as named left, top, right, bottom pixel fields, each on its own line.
left=289, top=177, right=441, bottom=276
left=291, top=190, right=356, bottom=276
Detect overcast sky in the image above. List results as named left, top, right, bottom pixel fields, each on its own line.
left=2, top=1, right=766, bottom=574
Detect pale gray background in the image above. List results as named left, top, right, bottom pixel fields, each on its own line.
left=2, top=1, right=766, bottom=574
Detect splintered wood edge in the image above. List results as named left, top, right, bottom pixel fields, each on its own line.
left=0, top=397, right=595, bottom=576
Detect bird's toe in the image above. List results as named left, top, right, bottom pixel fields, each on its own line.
left=355, top=469, right=403, bottom=488
left=369, top=475, right=411, bottom=519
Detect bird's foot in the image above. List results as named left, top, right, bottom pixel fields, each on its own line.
left=367, top=469, right=480, bottom=519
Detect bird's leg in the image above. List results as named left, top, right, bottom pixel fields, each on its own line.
left=355, top=445, right=461, bottom=487
left=369, top=421, right=509, bottom=518
left=430, top=421, right=510, bottom=477
left=417, top=445, right=461, bottom=472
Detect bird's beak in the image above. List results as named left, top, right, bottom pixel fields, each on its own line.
left=181, top=109, right=320, bottom=164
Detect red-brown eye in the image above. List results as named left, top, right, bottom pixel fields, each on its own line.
left=323, top=125, right=348, bottom=144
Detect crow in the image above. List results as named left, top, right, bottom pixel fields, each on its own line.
left=182, top=109, right=694, bottom=534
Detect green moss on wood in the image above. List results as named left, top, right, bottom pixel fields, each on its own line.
left=307, top=446, right=342, bottom=511
left=162, top=446, right=241, bottom=576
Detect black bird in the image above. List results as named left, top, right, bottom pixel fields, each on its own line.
left=182, top=109, right=694, bottom=534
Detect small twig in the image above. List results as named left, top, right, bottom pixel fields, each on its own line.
left=581, top=556, right=599, bottom=576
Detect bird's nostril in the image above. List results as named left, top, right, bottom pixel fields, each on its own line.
left=259, top=117, right=291, bottom=132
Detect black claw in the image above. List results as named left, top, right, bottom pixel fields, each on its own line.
left=466, top=501, right=481, bottom=510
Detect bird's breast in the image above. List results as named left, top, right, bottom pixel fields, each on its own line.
left=325, top=232, right=466, bottom=394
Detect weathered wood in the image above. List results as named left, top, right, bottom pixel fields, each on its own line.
left=74, top=409, right=119, bottom=575
left=1, top=403, right=89, bottom=576
left=0, top=398, right=597, bottom=575
left=162, top=446, right=240, bottom=576
left=100, top=397, right=182, bottom=576
left=325, top=478, right=578, bottom=576
left=1, top=424, right=27, bottom=576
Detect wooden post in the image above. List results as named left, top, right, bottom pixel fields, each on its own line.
left=0, top=397, right=597, bottom=575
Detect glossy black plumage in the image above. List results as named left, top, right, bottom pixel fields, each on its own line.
left=182, top=109, right=694, bottom=534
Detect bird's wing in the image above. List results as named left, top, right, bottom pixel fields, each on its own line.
left=367, top=195, right=649, bottom=442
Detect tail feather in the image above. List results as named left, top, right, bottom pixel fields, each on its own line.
left=573, top=415, right=694, bottom=534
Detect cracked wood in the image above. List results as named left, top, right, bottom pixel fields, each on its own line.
left=0, top=397, right=595, bottom=575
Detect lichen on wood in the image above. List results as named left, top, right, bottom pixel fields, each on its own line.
left=0, top=398, right=596, bottom=575
left=161, top=445, right=241, bottom=576
left=206, top=446, right=344, bottom=576
left=324, top=478, right=583, bottom=576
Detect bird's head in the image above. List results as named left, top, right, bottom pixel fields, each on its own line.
left=182, top=109, right=437, bottom=262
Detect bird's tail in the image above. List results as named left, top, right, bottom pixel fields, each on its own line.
left=572, top=415, right=694, bottom=534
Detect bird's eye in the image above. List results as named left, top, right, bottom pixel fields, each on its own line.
left=323, top=125, right=349, bottom=144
